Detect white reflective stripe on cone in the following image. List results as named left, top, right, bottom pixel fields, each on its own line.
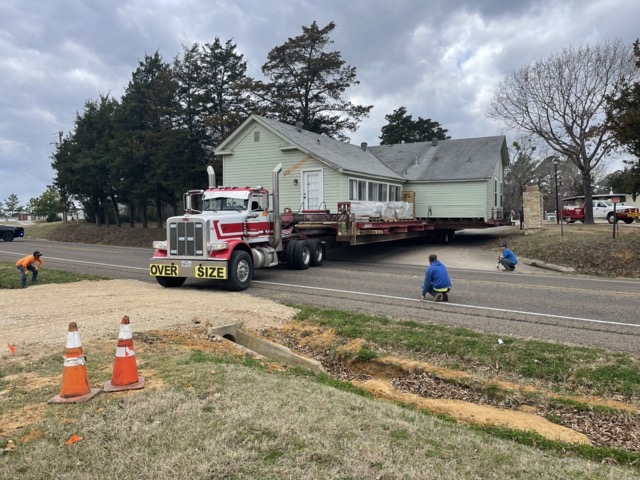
left=115, top=346, right=135, bottom=358
left=63, top=355, right=86, bottom=367
left=65, top=331, right=82, bottom=348
left=118, top=325, right=132, bottom=340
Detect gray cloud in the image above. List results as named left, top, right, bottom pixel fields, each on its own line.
left=1, top=0, right=638, bottom=204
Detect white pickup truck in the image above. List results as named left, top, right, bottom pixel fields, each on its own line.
left=561, top=199, right=639, bottom=224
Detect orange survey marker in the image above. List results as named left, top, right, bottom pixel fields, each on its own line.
left=103, top=316, right=145, bottom=392
left=49, top=322, right=101, bottom=404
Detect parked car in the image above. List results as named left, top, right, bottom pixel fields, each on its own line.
left=560, top=199, right=639, bottom=224
left=0, top=224, right=25, bottom=241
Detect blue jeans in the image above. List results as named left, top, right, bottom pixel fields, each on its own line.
left=499, top=258, right=515, bottom=270
left=17, top=265, right=38, bottom=287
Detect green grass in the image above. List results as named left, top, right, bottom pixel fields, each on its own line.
left=3, top=340, right=640, bottom=479
left=0, top=261, right=107, bottom=289
left=294, top=306, right=640, bottom=399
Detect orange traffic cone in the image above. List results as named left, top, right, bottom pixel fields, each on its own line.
left=103, top=316, right=145, bottom=392
left=49, top=322, right=101, bottom=404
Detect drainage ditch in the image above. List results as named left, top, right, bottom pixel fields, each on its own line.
left=208, top=323, right=325, bottom=373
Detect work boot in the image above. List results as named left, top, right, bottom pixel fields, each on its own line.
left=442, top=292, right=449, bottom=302
left=434, top=293, right=443, bottom=302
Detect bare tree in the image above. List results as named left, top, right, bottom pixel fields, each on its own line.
left=488, top=39, right=637, bottom=223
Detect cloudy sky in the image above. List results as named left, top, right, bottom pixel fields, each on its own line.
left=1, top=0, right=638, bottom=205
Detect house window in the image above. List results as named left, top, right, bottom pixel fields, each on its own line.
left=378, top=183, right=387, bottom=201
left=254, top=131, right=260, bottom=142
left=357, top=180, right=367, bottom=200
left=368, top=182, right=379, bottom=201
left=349, top=178, right=402, bottom=202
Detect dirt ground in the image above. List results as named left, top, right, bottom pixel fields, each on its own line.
left=0, top=279, right=297, bottom=353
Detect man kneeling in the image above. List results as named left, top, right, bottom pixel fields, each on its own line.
left=420, top=254, right=451, bottom=302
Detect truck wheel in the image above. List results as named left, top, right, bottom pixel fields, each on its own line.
left=227, top=250, right=253, bottom=291
left=624, top=218, right=633, bottom=224
left=293, top=240, right=312, bottom=270
left=564, top=215, right=573, bottom=223
left=309, top=239, right=325, bottom=267
left=607, top=213, right=617, bottom=224
left=285, top=240, right=298, bottom=269
left=155, top=276, right=186, bottom=288
left=2, top=232, right=14, bottom=241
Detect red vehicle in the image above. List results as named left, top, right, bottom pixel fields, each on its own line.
left=560, top=194, right=639, bottom=224
left=149, top=164, right=436, bottom=291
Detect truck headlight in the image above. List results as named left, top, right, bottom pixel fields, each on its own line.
left=209, top=241, right=229, bottom=251
left=153, top=240, right=168, bottom=250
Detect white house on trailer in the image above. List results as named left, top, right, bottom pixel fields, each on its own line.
left=214, top=114, right=509, bottom=222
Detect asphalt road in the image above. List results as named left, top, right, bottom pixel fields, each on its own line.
left=1, top=230, right=639, bottom=355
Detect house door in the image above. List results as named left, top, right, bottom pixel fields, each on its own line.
left=302, top=170, right=323, bottom=210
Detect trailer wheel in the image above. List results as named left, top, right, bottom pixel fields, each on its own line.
left=155, top=276, right=186, bottom=288
left=285, top=240, right=298, bottom=269
left=2, top=232, right=15, bottom=242
left=438, top=231, right=454, bottom=244
left=227, top=250, right=253, bottom=291
left=293, top=240, right=312, bottom=270
left=309, top=239, right=325, bottom=267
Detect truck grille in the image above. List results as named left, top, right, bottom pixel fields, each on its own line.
left=168, top=220, right=205, bottom=256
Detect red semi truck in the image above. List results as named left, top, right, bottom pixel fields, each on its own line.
left=149, top=164, right=437, bottom=291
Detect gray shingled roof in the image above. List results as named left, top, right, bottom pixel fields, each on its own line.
left=368, top=137, right=508, bottom=182
left=220, top=115, right=506, bottom=182
left=254, top=115, right=405, bottom=180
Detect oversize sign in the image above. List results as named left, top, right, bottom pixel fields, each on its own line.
left=195, top=265, right=227, bottom=279
left=149, top=264, right=178, bottom=277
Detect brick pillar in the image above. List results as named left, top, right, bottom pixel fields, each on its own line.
left=522, top=186, right=543, bottom=234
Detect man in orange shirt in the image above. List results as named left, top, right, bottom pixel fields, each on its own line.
left=16, top=251, right=43, bottom=288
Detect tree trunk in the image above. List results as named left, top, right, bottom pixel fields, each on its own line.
left=156, top=197, right=163, bottom=229
left=141, top=203, right=148, bottom=229
left=128, top=202, right=135, bottom=228
left=582, top=170, right=594, bottom=224
left=110, top=192, right=121, bottom=227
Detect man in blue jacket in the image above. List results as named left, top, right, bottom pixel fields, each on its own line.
left=498, top=242, right=518, bottom=271
left=421, top=254, right=452, bottom=302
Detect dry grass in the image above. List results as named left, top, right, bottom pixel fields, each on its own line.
left=491, top=222, right=640, bottom=278
left=1, top=332, right=637, bottom=480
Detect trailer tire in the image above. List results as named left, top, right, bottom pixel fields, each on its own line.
left=438, top=231, right=454, bottom=244
left=309, top=239, right=325, bottom=267
left=293, top=240, right=312, bottom=270
left=155, top=276, right=186, bottom=288
left=227, top=250, right=253, bottom=291
left=285, top=240, right=298, bottom=269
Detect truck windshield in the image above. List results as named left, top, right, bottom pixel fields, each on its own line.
left=203, top=197, right=249, bottom=211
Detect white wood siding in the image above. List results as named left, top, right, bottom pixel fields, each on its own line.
left=409, top=182, right=487, bottom=219
left=221, top=124, right=344, bottom=212
left=486, top=159, right=503, bottom=219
